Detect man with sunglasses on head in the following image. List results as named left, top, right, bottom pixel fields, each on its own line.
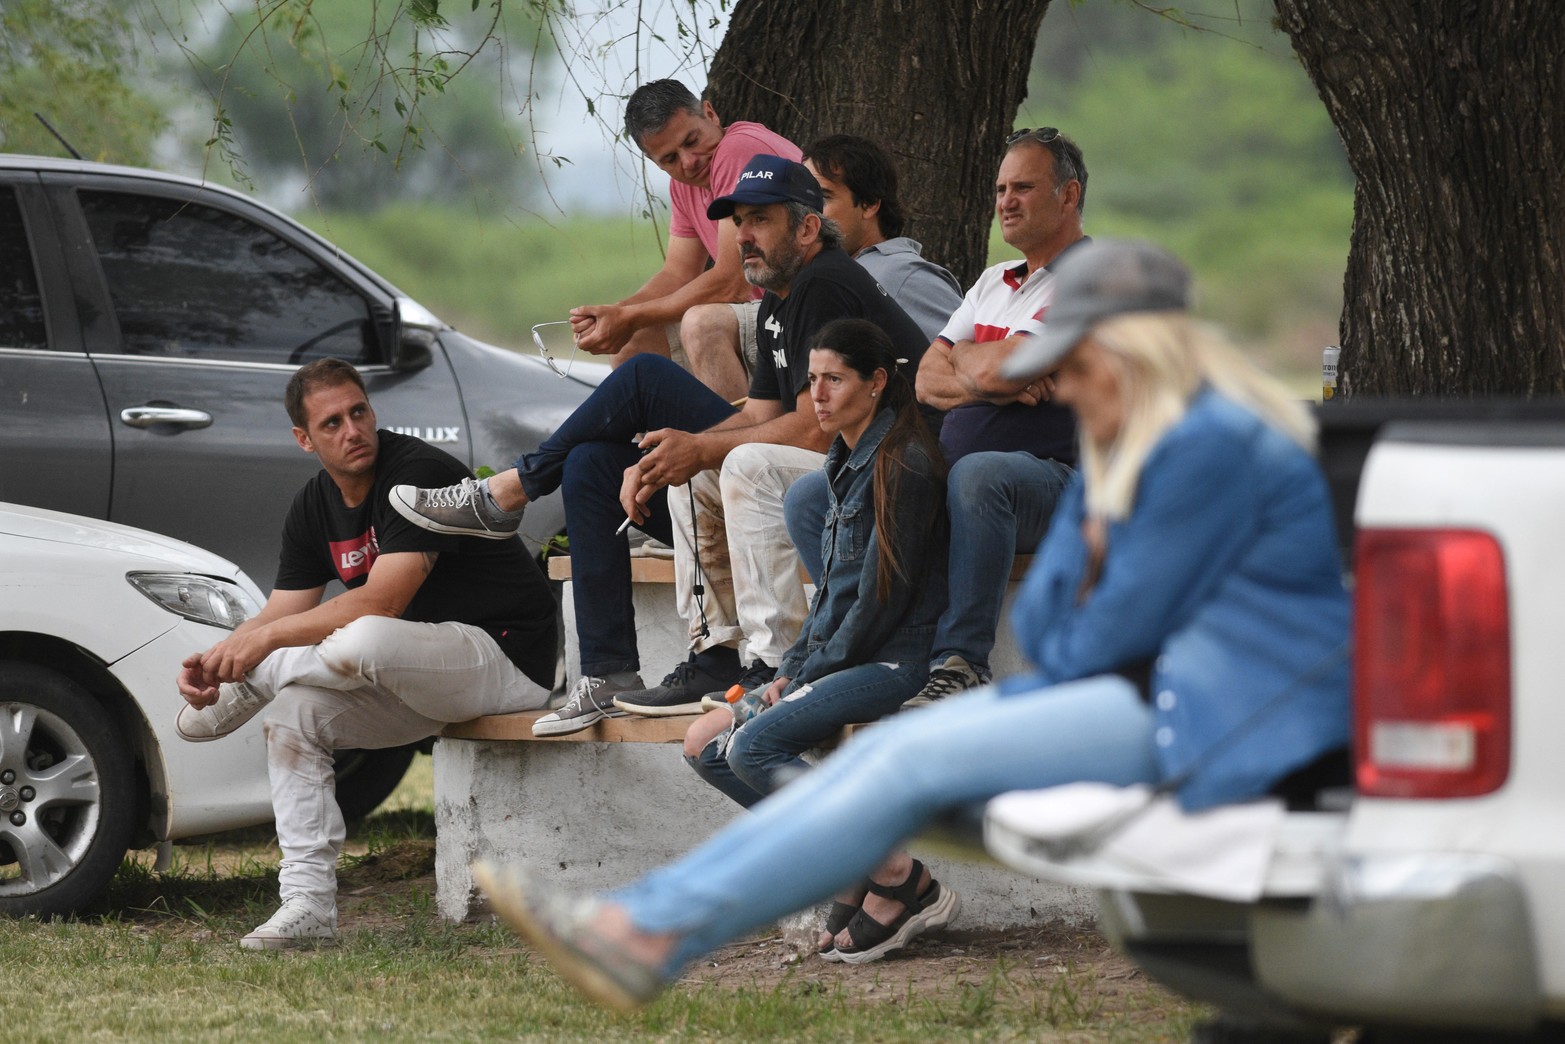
left=899, top=127, right=1089, bottom=705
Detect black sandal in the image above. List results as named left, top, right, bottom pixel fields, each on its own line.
left=833, top=859, right=961, bottom=965
left=816, top=900, right=860, bottom=960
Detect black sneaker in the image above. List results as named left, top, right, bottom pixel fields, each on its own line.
left=613, top=653, right=742, bottom=717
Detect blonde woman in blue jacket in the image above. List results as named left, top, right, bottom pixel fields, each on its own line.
left=472, top=240, right=1352, bottom=1012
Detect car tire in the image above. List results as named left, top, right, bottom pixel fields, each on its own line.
left=0, top=663, right=137, bottom=918
left=332, top=745, right=417, bottom=822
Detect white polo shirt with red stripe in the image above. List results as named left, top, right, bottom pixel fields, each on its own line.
left=936, top=258, right=1054, bottom=347
left=931, top=258, right=1075, bottom=465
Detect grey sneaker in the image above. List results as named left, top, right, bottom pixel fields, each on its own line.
left=176, top=680, right=273, bottom=742
left=902, top=655, right=985, bottom=711
left=388, top=477, right=522, bottom=539
left=240, top=894, right=337, bottom=950
left=472, top=860, right=664, bottom=1012
left=532, top=674, right=644, bottom=737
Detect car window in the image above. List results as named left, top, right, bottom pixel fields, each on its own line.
left=0, top=188, right=48, bottom=352
left=78, top=190, right=375, bottom=365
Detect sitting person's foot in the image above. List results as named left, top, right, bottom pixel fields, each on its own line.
left=613, top=648, right=742, bottom=717
left=532, top=673, right=644, bottom=737
left=697, top=659, right=775, bottom=711
left=902, top=655, right=986, bottom=711
left=389, top=476, right=523, bottom=539
left=831, top=858, right=960, bottom=965
left=176, top=680, right=273, bottom=742
left=816, top=880, right=869, bottom=961
left=472, top=860, right=669, bottom=1012
left=241, top=894, right=337, bottom=950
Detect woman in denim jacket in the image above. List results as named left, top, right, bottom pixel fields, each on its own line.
left=470, top=241, right=1352, bottom=1013
left=684, top=316, right=955, bottom=961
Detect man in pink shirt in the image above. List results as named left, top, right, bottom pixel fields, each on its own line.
left=569, top=80, right=800, bottom=400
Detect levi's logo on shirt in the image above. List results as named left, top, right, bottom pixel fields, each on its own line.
left=330, top=528, right=378, bottom=583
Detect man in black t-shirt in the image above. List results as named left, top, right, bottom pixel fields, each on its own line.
left=389, top=154, right=929, bottom=735
left=175, top=359, right=555, bottom=950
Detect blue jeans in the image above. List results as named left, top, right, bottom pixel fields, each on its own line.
left=783, top=469, right=828, bottom=583
left=687, top=660, right=927, bottom=807
left=609, top=674, right=1157, bottom=975
left=783, top=452, right=1071, bottom=674
left=938, top=452, right=1072, bottom=675
left=511, top=355, right=736, bottom=674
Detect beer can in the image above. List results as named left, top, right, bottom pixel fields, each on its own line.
left=1322, top=346, right=1341, bottom=402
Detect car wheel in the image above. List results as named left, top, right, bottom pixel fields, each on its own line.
left=332, top=745, right=417, bottom=822
left=0, top=663, right=136, bottom=918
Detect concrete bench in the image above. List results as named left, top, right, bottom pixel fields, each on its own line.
left=432, top=552, right=1094, bottom=933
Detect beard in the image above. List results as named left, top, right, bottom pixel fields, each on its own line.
left=742, top=236, right=807, bottom=294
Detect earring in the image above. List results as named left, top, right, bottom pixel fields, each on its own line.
left=870, top=391, right=877, bottom=398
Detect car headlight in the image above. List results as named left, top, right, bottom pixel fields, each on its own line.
left=126, top=572, right=261, bottom=630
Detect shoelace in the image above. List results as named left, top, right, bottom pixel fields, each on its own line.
left=923, top=667, right=974, bottom=698
left=210, top=684, right=266, bottom=725
left=659, top=658, right=701, bottom=688
left=423, top=478, right=480, bottom=508
left=564, top=676, right=605, bottom=708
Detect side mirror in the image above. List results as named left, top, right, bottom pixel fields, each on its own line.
left=394, top=326, right=435, bottom=372
left=379, top=299, right=433, bottom=373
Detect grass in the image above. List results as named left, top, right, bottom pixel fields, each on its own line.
left=0, top=756, right=1202, bottom=1041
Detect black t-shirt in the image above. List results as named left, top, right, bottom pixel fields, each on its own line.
left=275, top=431, right=557, bottom=688
left=748, top=247, right=933, bottom=410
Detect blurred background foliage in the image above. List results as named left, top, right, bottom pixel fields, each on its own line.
left=1, top=0, right=1350, bottom=378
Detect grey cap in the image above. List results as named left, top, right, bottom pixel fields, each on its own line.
left=1001, top=239, right=1192, bottom=380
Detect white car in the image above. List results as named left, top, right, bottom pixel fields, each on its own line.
left=0, top=502, right=273, bottom=917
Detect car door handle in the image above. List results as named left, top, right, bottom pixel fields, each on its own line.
left=119, top=406, right=214, bottom=430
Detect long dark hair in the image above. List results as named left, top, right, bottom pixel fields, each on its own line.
left=809, top=318, right=946, bottom=602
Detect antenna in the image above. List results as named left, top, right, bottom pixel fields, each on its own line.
left=33, top=114, right=84, bottom=160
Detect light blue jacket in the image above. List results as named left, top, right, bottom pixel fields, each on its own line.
left=1002, top=388, right=1351, bottom=810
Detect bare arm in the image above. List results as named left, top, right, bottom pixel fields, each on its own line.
left=177, top=551, right=437, bottom=701
left=918, top=335, right=1051, bottom=408
left=572, top=224, right=752, bottom=355
left=950, top=333, right=1051, bottom=402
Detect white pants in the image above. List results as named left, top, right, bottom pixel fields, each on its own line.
left=249, top=616, right=550, bottom=908
left=668, top=443, right=825, bottom=666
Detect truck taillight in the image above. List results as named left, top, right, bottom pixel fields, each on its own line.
left=1354, top=529, right=1510, bottom=798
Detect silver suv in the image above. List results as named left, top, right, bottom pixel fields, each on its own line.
left=0, top=154, right=598, bottom=587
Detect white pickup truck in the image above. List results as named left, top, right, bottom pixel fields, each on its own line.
left=985, top=402, right=1565, bottom=1042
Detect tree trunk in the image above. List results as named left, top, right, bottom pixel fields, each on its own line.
left=1275, top=0, right=1565, bottom=395
left=705, top=0, right=1052, bottom=289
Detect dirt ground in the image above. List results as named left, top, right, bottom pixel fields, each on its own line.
left=332, top=840, right=1173, bottom=1012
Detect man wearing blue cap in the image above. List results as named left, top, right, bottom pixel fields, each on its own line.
left=391, top=155, right=929, bottom=734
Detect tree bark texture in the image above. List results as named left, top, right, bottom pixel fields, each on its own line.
left=706, top=0, right=1052, bottom=289
left=1276, top=0, right=1565, bottom=395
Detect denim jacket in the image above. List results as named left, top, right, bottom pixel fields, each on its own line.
left=1002, top=388, right=1351, bottom=811
left=779, top=407, right=947, bottom=687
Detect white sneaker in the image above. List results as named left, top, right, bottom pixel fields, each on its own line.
left=176, top=680, right=273, bottom=742
left=241, top=894, right=338, bottom=950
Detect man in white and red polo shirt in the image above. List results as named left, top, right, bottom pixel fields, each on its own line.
left=903, top=128, right=1090, bottom=705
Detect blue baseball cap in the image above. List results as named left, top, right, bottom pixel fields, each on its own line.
left=706, top=154, right=825, bottom=220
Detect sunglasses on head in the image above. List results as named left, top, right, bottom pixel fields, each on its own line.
left=1006, top=126, right=1060, bottom=146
